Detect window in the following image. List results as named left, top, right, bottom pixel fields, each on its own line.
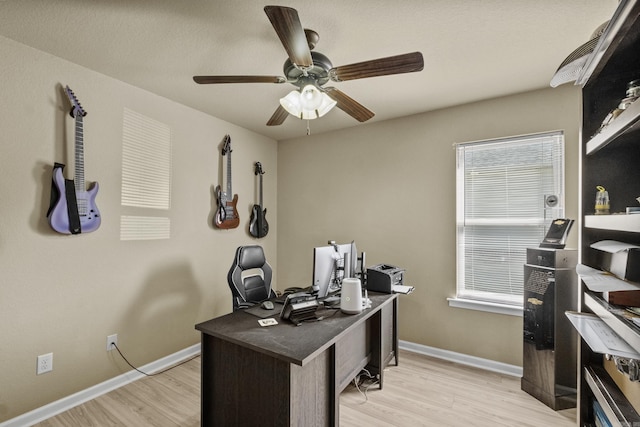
left=453, top=131, right=565, bottom=310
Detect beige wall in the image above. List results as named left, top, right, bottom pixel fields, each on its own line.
left=1, top=33, right=582, bottom=422
left=0, top=36, right=278, bottom=422
left=276, top=84, right=581, bottom=366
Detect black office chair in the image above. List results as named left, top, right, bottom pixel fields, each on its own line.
left=227, top=245, right=276, bottom=311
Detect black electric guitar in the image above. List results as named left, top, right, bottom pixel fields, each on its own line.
left=249, top=162, right=269, bottom=238
left=47, top=86, right=101, bottom=234
left=214, top=135, right=240, bottom=229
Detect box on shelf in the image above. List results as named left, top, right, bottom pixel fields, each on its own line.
left=604, top=290, right=640, bottom=307
left=591, top=240, right=640, bottom=283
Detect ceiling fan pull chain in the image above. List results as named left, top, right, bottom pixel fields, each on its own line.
left=306, top=120, right=311, bottom=135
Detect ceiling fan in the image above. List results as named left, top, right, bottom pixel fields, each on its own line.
left=193, top=5, right=424, bottom=126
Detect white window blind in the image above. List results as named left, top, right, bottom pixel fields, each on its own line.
left=455, top=131, right=564, bottom=306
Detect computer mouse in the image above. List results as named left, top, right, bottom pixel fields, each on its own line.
left=261, top=301, right=274, bottom=310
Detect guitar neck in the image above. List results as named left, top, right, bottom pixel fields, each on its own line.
left=226, top=149, right=232, bottom=196
left=74, top=114, right=85, bottom=192
left=259, top=173, right=264, bottom=208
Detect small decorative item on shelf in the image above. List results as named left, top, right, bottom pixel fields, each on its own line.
left=626, top=197, right=640, bottom=214
left=595, top=185, right=610, bottom=215
left=620, top=79, right=640, bottom=108
left=592, top=79, right=640, bottom=138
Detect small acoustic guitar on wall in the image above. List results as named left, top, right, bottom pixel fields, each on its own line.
left=214, top=135, right=240, bottom=229
left=249, top=162, right=269, bottom=238
left=47, top=86, right=101, bottom=234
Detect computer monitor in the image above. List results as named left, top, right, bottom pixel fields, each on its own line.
left=312, top=241, right=359, bottom=298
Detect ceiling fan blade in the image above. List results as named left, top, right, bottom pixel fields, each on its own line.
left=324, top=87, right=375, bottom=122
left=264, top=5, right=313, bottom=68
left=329, top=52, right=424, bottom=82
left=266, top=105, right=288, bottom=126
left=193, top=75, right=286, bottom=84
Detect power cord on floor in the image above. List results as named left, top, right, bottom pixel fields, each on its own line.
left=111, top=343, right=199, bottom=377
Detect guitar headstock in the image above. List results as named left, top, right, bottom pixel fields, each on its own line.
left=64, top=85, right=87, bottom=118
left=221, top=134, right=232, bottom=155
left=254, top=162, right=265, bottom=175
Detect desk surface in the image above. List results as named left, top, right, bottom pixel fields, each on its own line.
left=195, top=292, right=397, bottom=366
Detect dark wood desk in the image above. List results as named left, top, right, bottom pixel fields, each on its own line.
left=195, top=292, right=398, bottom=426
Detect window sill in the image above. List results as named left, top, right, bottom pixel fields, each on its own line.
left=447, top=297, right=522, bottom=317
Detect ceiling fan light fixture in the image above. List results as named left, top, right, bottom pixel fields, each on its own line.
left=279, top=88, right=336, bottom=120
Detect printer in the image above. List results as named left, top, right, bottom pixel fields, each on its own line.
left=366, top=264, right=408, bottom=294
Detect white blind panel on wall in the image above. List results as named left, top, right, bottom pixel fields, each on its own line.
left=121, top=108, right=172, bottom=209
left=120, top=216, right=170, bottom=240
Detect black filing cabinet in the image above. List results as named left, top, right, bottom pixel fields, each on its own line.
left=521, top=247, right=578, bottom=410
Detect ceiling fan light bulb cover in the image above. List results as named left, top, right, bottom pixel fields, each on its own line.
left=300, top=110, right=319, bottom=120
left=280, top=90, right=302, bottom=116
left=316, top=93, right=337, bottom=117
left=299, top=84, right=323, bottom=110
left=299, top=96, right=336, bottom=120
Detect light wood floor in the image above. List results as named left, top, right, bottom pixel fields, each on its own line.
left=35, top=350, right=575, bottom=426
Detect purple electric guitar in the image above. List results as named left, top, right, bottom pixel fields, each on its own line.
left=47, top=86, right=101, bottom=234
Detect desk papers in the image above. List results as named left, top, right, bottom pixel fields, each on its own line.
left=392, top=284, right=414, bottom=294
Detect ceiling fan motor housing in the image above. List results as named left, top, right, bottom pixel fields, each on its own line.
left=283, top=51, right=333, bottom=88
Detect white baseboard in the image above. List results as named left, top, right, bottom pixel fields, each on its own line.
left=399, top=340, right=523, bottom=377
left=0, top=343, right=201, bottom=427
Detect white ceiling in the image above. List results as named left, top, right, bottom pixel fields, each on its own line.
left=0, top=0, right=618, bottom=140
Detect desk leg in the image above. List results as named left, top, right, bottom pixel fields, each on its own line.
left=366, top=309, right=385, bottom=390
left=370, top=297, right=399, bottom=390
left=330, top=344, right=338, bottom=427
left=393, top=296, right=399, bottom=367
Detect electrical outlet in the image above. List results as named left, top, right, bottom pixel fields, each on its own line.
left=106, top=334, right=118, bottom=351
left=37, top=353, right=53, bottom=375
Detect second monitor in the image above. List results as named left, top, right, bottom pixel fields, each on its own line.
left=313, top=241, right=362, bottom=299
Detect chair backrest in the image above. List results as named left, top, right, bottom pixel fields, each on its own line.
left=227, top=245, right=275, bottom=310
